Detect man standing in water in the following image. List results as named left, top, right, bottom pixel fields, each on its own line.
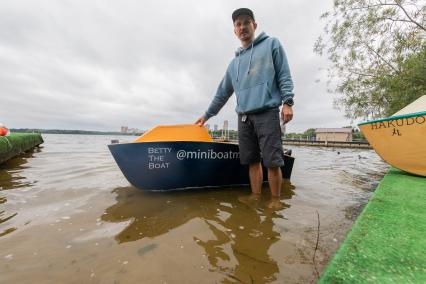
left=195, top=8, right=294, bottom=204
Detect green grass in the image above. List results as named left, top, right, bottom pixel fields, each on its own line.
left=319, top=168, right=426, bottom=284
left=0, top=133, right=43, bottom=164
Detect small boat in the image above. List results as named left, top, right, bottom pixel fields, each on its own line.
left=108, top=124, right=295, bottom=191
left=358, top=96, right=426, bottom=176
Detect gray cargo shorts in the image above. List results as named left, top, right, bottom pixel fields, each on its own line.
left=238, top=108, right=284, bottom=168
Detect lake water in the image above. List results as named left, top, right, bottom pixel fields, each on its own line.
left=0, top=134, right=388, bottom=283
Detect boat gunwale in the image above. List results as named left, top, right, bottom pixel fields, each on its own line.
left=109, top=140, right=239, bottom=146
left=357, top=111, right=426, bottom=126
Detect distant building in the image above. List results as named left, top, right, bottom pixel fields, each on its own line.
left=315, top=128, right=353, bottom=142
left=221, top=120, right=229, bottom=140
left=128, top=128, right=142, bottom=134
left=122, top=126, right=142, bottom=134
left=214, top=124, right=218, bottom=131
left=205, top=124, right=210, bottom=131
left=223, top=120, right=228, bottom=131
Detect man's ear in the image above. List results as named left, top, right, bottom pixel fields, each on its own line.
left=253, top=22, right=257, bottom=30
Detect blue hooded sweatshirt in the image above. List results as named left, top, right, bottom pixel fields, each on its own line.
left=204, top=32, right=294, bottom=120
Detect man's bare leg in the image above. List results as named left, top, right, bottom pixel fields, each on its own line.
left=267, top=167, right=284, bottom=209
left=268, top=167, right=282, bottom=197
left=249, top=162, right=263, bottom=195
left=238, top=162, right=263, bottom=207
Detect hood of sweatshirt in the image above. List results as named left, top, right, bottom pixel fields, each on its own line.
left=234, top=32, right=269, bottom=56
left=234, top=32, right=269, bottom=81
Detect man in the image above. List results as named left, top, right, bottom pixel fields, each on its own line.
left=195, top=8, right=294, bottom=202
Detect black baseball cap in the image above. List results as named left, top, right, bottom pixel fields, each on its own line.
left=232, top=8, right=255, bottom=22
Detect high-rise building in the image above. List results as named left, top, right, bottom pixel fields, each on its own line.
left=205, top=124, right=210, bottom=130
left=223, top=120, right=228, bottom=131
left=121, top=126, right=128, bottom=133
left=214, top=124, right=218, bottom=131
left=221, top=120, right=230, bottom=140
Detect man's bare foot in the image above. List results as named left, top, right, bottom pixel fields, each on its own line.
left=238, top=193, right=261, bottom=209
left=267, top=198, right=285, bottom=210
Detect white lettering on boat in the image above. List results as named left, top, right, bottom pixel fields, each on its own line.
left=145, top=147, right=240, bottom=170
left=176, top=149, right=239, bottom=160
left=148, top=147, right=171, bottom=154
left=147, top=148, right=172, bottom=170
left=149, top=162, right=170, bottom=169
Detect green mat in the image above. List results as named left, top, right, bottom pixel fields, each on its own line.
left=319, top=168, right=426, bottom=284
left=0, top=133, right=44, bottom=164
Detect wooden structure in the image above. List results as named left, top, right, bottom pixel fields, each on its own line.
left=315, top=128, right=353, bottom=142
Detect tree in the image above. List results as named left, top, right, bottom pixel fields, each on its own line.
left=315, top=0, right=426, bottom=120
left=378, top=48, right=426, bottom=115
left=303, top=128, right=316, bottom=140
left=351, top=126, right=366, bottom=140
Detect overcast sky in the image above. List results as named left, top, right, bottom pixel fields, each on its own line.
left=0, top=0, right=354, bottom=133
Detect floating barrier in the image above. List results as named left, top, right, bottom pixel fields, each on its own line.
left=0, top=133, right=44, bottom=164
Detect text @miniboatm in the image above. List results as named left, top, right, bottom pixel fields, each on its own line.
left=147, top=147, right=239, bottom=170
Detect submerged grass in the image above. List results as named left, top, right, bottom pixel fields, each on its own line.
left=319, top=168, right=426, bottom=283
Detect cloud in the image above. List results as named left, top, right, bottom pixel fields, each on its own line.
left=0, top=0, right=350, bottom=132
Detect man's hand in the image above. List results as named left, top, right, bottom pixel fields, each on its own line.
left=195, top=116, right=206, bottom=126
left=281, top=105, right=293, bottom=124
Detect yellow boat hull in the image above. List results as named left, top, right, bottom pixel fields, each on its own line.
left=359, top=112, right=426, bottom=176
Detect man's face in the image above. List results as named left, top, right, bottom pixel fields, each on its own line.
left=233, top=15, right=257, bottom=43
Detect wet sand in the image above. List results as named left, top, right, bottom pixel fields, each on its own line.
left=0, top=134, right=388, bottom=283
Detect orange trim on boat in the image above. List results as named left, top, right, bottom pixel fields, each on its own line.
left=134, top=124, right=214, bottom=142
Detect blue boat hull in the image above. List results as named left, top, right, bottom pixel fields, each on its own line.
left=108, top=141, right=294, bottom=191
